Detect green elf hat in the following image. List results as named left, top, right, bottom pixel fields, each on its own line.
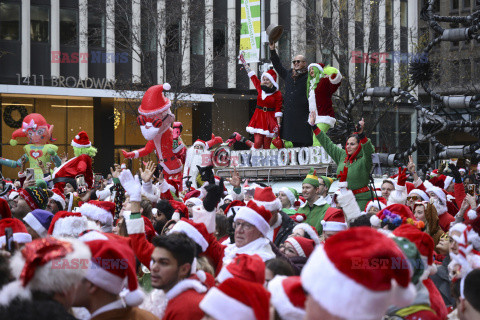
left=303, top=168, right=320, bottom=187
left=320, top=176, right=334, bottom=190
left=279, top=187, right=299, bottom=207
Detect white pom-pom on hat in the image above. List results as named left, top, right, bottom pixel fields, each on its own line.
left=296, top=215, right=304, bottom=222
left=467, top=209, right=478, bottom=220
left=75, top=135, right=80, bottom=139
left=163, top=83, right=171, bottom=91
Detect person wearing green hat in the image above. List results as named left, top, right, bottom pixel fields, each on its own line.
left=296, top=168, right=330, bottom=234
left=278, top=187, right=298, bottom=215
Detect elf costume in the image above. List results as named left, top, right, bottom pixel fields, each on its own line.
left=307, top=63, right=342, bottom=146
left=0, top=113, right=61, bottom=179
left=246, top=68, right=283, bottom=149
left=296, top=168, right=330, bottom=234
left=312, top=126, right=374, bottom=210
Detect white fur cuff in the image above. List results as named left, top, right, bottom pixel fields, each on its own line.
left=126, top=217, right=145, bottom=235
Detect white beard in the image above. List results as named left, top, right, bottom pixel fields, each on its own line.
left=432, top=198, right=448, bottom=215
left=141, top=124, right=160, bottom=141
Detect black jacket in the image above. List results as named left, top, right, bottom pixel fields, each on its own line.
left=274, top=210, right=296, bottom=247
left=430, top=255, right=456, bottom=308
left=270, top=49, right=312, bottom=146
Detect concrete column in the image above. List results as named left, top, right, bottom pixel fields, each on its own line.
left=79, top=0, right=88, bottom=80
left=332, top=1, right=340, bottom=68
left=393, top=0, right=401, bottom=87
left=348, top=0, right=356, bottom=95
left=181, top=0, right=190, bottom=86
left=408, top=0, right=418, bottom=95
left=205, top=0, right=214, bottom=87
left=363, top=0, right=371, bottom=87
left=106, top=0, right=115, bottom=81
left=22, top=0, right=31, bottom=77
left=132, top=0, right=141, bottom=83
left=227, top=0, right=236, bottom=88
left=379, top=0, right=386, bottom=86
left=157, top=0, right=166, bottom=84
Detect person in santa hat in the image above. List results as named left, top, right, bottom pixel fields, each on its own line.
left=365, top=197, right=388, bottom=214
left=281, top=236, right=315, bottom=273
left=10, top=187, right=49, bottom=220
left=0, top=237, right=90, bottom=312
left=72, top=239, right=157, bottom=320
left=172, top=121, right=187, bottom=164
left=46, top=188, right=66, bottom=213
left=216, top=253, right=265, bottom=284
left=426, top=185, right=455, bottom=232
left=78, top=200, right=116, bottom=233
left=290, top=223, right=321, bottom=245
left=22, top=209, right=53, bottom=239
left=122, top=83, right=183, bottom=180
left=278, top=187, right=299, bottom=213
left=268, top=276, right=306, bottom=320
left=301, top=227, right=416, bottom=320
left=0, top=218, right=32, bottom=247
left=52, top=130, right=96, bottom=193
left=200, top=277, right=271, bottom=320
left=320, top=207, right=347, bottom=240
left=242, top=59, right=283, bottom=150
left=48, top=211, right=90, bottom=238
left=307, top=62, right=342, bottom=146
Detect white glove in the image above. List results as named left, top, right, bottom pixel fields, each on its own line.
left=119, top=169, right=142, bottom=202
left=308, top=91, right=317, bottom=113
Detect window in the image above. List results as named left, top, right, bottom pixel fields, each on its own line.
left=0, top=2, right=20, bottom=40
left=400, top=1, right=408, bottom=27
left=386, top=0, right=393, bottom=25
left=452, top=0, right=459, bottom=10
left=323, top=0, right=332, bottom=18
left=461, top=59, right=471, bottom=83
left=463, top=0, right=471, bottom=8
left=31, top=5, right=49, bottom=42
left=213, top=25, right=226, bottom=56
left=60, top=9, right=77, bottom=46
left=355, top=0, right=363, bottom=22
left=166, top=23, right=179, bottom=53
left=88, top=12, right=105, bottom=48
left=191, top=26, right=204, bottom=55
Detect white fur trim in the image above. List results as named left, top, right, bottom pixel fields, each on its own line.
left=365, top=201, right=387, bottom=214
left=124, top=288, right=145, bottom=307
left=138, top=103, right=171, bottom=116
left=166, top=278, right=206, bottom=300
left=234, top=206, right=270, bottom=237
left=172, top=212, right=180, bottom=221
left=261, top=71, right=279, bottom=89
left=185, top=198, right=203, bottom=207
left=467, top=209, right=478, bottom=220
left=247, top=71, right=256, bottom=77
left=387, top=184, right=407, bottom=206
left=307, top=63, right=324, bottom=73
left=268, top=276, right=306, bottom=320
left=79, top=203, right=113, bottom=226
left=315, top=115, right=336, bottom=127
left=425, top=186, right=446, bottom=204
left=133, top=150, right=140, bottom=159
left=408, top=189, right=429, bottom=202
left=444, top=176, right=454, bottom=190
left=0, top=232, right=31, bottom=246
left=321, top=220, right=348, bottom=232
left=216, top=266, right=234, bottom=284
left=71, top=140, right=91, bottom=148
left=23, top=212, right=48, bottom=237
left=125, top=217, right=145, bottom=235
left=251, top=198, right=282, bottom=212
left=275, top=112, right=283, bottom=117
left=337, top=189, right=363, bottom=223
left=51, top=193, right=66, bottom=209
left=172, top=143, right=185, bottom=154
left=226, top=206, right=243, bottom=218
left=85, top=262, right=125, bottom=294
left=52, top=216, right=89, bottom=238
left=370, top=215, right=382, bottom=227
left=293, top=223, right=320, bottom=245
left=0, top=280, right=32, bottom=306
left=170, top=220, right=208, bottom=252
left=301, top=246, right=415, bottom=320
left=329, top=71, right=342, bottom=84
left=246, top=126, right=276, bottom=138
left=200, top=287, right=255, bottom=320
left=78, top=230, right=109, bottom=241
left=285, top=237, right=306, bottom=257
left=337, top=181, right=348, bottom=189
left=279, top=187, right=296, bottom=207
left=449, top=223, right=467, bottom=236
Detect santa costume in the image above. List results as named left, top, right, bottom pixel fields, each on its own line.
left=122, top=83, right=183, bottom=179
left=52, top=131, right=94, bottom=191
left=246, top=68, right=283, bottom=149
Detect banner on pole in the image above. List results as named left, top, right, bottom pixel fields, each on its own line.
left=240, top=0, right=261, bottom=63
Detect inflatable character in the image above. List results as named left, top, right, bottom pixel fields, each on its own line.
left=52, top=131, right=97, bottom=193
left=0, top=113, right=61, bottom=179
left=121, top=83, right=183, bottom=179
left=172, top=122, right=187, bottom=164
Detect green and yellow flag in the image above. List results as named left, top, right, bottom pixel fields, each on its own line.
left=240, top=0, right=261, bottom=63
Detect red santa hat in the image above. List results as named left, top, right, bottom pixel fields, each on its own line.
left=78, top=200, right=115, bottom=230
left=50, top=188, right=66, bottom=210
left=292, top=223, right=320, bottom=245
left=235, top=201, right=272, bottom=237
left=48, top=211, right=89, bottom=238
left=252, top=187, right=282, bottom=212
left=84, top=239, right=144, bottom=306
left=200, top=277, right=271, bottom=320
left=224, top=200, right=246, bottom=218
left=260, top=69, right=279, bottom=89
left=290, top=213, right=307, bottom=223
left=170, top=218, right=209, bottom=252
left=444, top=176, right=454, bottom=190
left=193, top=134, right=223, bottom=150
left=216, top=254, right=265, bottom=284
left=393, top=224, right=435, bottom=265
left=285, top=237, right=315, bottom=258
left=0, top=198, right=12, bottom=219
left=268, top=276, right=306, bottom=320
left=185, top=197, right=203, bottom=208
left=138, top=83, right=171, bottom=116
left=301, top=227, right=416, bottom=320
left=408, top=189, right=429, bottom=202
left=184, top=189, right=202, bottom=201
left=321, top=208, right=347, bottom=232
left=370, top=204, right=415, bottom=228
left=0, top=218, right=32, bottom=246
left=5, top=237, right=90, bottom=303
left=71, top=131, right=92, bottom=148
left=365, top=197, right=387, bottom=213
left=425, top=185, right=447, bottom=204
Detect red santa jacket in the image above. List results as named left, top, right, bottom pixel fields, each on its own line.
left=249, top=72, right=283, bottom=117
left=311, top=74, right=341, bottom=118
left=423, top=278, right=448, bottom=320
left=163, top=279, right=206, bottom=320
left=52, top=154, right=93, bottom=189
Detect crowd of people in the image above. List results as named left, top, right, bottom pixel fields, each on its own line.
left=0, top=46, right=479, bottom=320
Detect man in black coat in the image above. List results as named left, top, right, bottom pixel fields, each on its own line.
left=269, top=42, right=312, bottom=147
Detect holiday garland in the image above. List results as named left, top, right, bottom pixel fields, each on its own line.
left=3, top=105, right=28, bottom=128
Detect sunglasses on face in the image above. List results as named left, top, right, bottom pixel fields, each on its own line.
left=137, top=115, right=163, bottom=128
left=407, top=196, right=419, bottom=201
left=292, top=60, right=304, bottom=64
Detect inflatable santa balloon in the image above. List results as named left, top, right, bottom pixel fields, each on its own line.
left=122, top=84, right=183, bottom=179
left=0, top=113, right=61, bottom=179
